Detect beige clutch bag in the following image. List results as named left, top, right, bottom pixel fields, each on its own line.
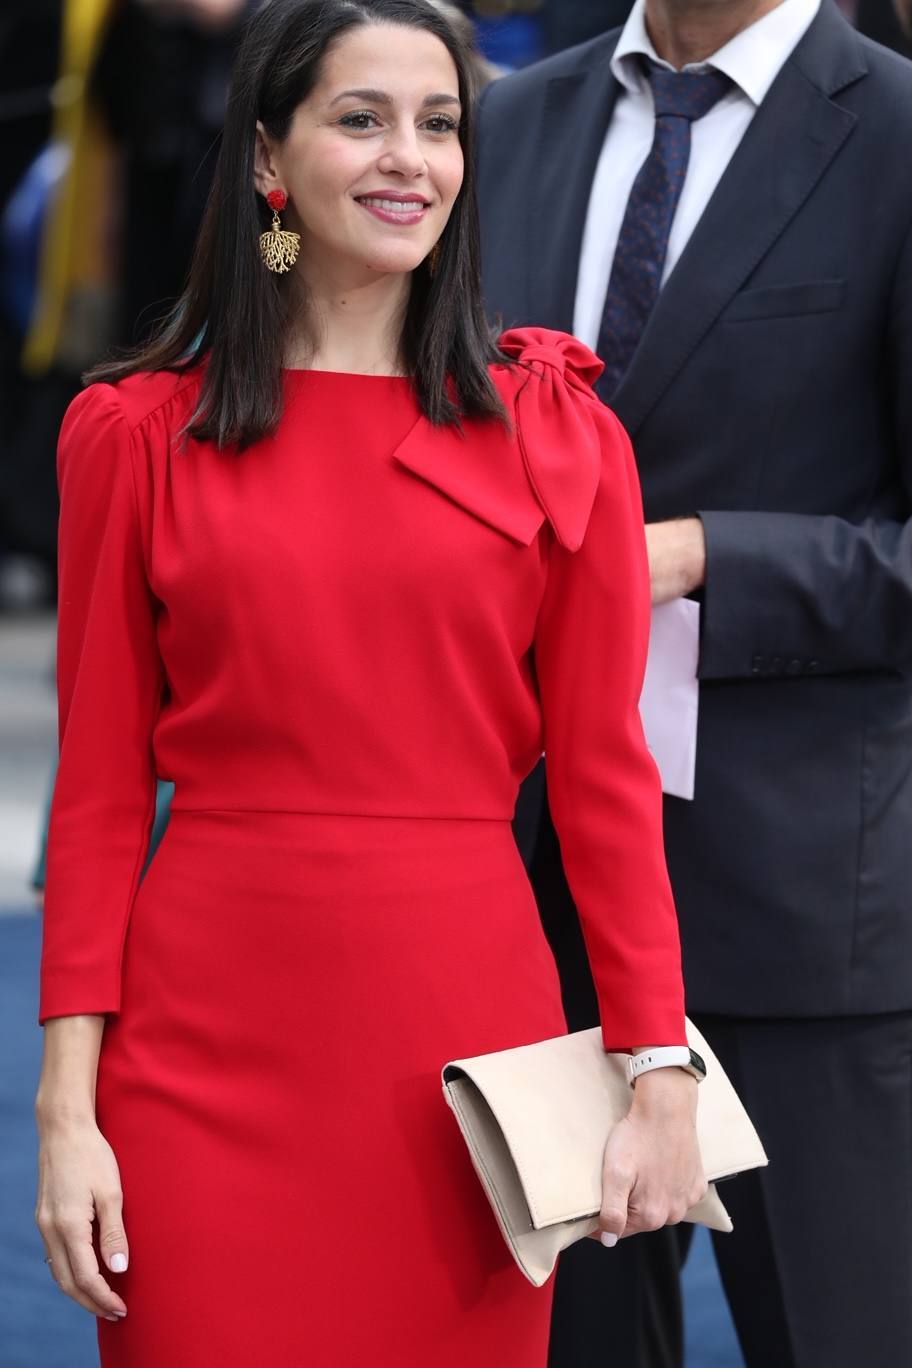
left=442, top=1019, right=767, bottom=1287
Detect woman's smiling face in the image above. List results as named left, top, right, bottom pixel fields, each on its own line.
left=255, top=22, right=464, bottom=282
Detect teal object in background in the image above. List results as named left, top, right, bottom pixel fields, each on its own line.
left=144, top=780, right=174, bottom=873
left=31, top=774, right=174, bottom=891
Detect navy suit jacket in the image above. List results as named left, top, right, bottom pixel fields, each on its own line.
left=478, top=1, right=912, bottom=1016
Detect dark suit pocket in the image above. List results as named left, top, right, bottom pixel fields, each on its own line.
left=724, top=279, right=846, bottom=322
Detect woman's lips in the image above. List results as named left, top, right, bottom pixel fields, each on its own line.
left=355, top=194, right=430, bottom=226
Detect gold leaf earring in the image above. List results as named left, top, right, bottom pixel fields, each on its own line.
left=260, top=189, right=300, bottom=273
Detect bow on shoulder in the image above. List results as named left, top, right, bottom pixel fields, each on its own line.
left=497, top=329, right=606, bottom=552
left=391, top=327, right=607, bottom=552
left=496, top=327, right=605, bottom=389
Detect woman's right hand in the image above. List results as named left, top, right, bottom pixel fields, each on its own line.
left=35, top=1114, right=130, bottom=1322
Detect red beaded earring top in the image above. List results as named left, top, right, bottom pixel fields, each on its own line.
left=266, top=189, right=288, bottom=211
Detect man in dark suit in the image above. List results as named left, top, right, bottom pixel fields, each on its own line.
left=478, top=1, right=912, bottom=1365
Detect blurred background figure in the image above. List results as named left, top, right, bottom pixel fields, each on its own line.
left=91, top=0, right=253, bottom=346
left=430, top=1, right=503, bottom=80
left=0, top=0, right=254, bottom=616
left=465, top=0, right=635, bottom=62
left=0, top=0, right=75, bottom=611
left=839, top=0, right=912, bottom=51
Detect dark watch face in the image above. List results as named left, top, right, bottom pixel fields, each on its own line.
left=689, top=1048, right=708, bottom=1080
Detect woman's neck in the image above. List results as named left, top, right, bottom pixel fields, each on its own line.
left=285, top=265, right=410, bottom=375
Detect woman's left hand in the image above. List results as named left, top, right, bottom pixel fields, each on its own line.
left=595, top=1068, right=708, bottom=1244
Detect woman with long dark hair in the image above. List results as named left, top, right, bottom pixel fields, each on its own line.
left=33, top=2, right=704, bottom=1362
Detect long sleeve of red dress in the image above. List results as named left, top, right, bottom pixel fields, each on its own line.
left=508, top=337, right=687, bottom=1049
left=40, top=385, right=164, bottom=1020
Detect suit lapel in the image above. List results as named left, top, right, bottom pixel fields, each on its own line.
left=528, top=57, right=622, bottom=328
left=610, top=3, right=867, bottom=436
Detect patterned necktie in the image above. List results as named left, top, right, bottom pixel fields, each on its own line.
left=596, top=59, right=733, bottom=400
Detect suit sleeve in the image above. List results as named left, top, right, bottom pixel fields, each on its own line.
left=39, top=384, right=164, bottom=1024
left=697, top=217, right=912, bottom=682
left=534, top=406, right=687, bottom=1051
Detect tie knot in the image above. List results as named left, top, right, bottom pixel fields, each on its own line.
left=644, top=59, right=732, bottom=122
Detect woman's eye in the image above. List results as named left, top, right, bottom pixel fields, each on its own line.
left=422, top=114, right=459, bottom=134
left=338, top=111, right=380, bottom=131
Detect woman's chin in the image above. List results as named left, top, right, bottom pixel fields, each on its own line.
left=360, top=244, right=434, bottom=277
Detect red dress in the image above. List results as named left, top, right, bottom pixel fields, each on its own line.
left=40, top=329, right=686, bottom=1366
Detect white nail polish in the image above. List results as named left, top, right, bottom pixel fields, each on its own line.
left=600, top=1232, right=619, bottom=1248
left=110, top=1253, right=128, bottom=1273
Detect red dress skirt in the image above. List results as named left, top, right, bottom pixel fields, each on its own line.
left=95, top=811, right=566, bottom=1365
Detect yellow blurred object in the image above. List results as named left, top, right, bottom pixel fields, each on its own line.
left=22, top=0, right=116, bottom=376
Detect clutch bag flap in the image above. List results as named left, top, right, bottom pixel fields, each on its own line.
left=442, top=1019, right=767, bottom=1287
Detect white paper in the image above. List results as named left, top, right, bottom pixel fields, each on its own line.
left=639, top=599, right=700, bottom=801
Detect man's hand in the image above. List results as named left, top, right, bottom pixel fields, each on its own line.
left=644, top=518, right=706, bottom=605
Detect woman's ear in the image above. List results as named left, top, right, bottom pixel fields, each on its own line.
left=253, top=120, right=281, bottom=199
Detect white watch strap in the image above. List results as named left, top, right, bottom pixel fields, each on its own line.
left=626, top=1045, right=697, bottom=1085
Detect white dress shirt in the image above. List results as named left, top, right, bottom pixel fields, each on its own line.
left=573, top=0, right=822, bottom=350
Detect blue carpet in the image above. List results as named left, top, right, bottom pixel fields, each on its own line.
left=682, top=1226, right=744, bottom=1367
left=1, top=912, right=742, bottom=1367
left=1, top=912, right=97, bottom=1367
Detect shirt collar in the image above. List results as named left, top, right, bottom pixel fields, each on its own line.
left=611, top=0, right=822, bottom=106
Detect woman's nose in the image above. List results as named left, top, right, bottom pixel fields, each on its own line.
left=377, top=127, right=427, bottom=179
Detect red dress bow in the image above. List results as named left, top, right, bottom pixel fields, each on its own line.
left=497, top=329, right=606, bottom=552
left=392, top=328, right=609, bottom=553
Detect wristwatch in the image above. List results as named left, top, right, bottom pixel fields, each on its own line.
left=626, top=1046, right=707, bottom=1086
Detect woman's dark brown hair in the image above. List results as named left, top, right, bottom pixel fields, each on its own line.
left=87, top=0, right=505, bottom=446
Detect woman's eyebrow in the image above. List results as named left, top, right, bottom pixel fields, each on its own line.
left=330, top=88, right=461, bottom=108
